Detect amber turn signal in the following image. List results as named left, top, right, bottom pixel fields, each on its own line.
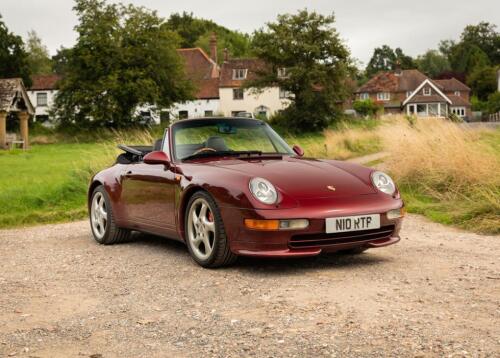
left=244, top=219, right=280, bottom=230
left=244, top=219, right=309, bottom=231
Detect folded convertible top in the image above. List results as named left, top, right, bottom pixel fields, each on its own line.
left=117, top=145, right=153, bottom=156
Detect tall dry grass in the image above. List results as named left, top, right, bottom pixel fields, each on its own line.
left=378, top=117, right=500, bottom=233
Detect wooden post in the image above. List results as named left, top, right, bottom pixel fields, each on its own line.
left=18, top=111, right=29, bottom=150
left=0, top=111, right=6, bottom=149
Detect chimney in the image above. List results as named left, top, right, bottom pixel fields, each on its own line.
left=209, top=32, right=217, bottom=63
left=394, top=60, right=402, bottom=76
left=223, top=48, right=229, bottom=62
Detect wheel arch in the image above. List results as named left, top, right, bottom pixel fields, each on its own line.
left=88, top=180, right=104, bottom=210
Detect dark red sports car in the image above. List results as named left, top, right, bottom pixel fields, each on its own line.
left=88, top=117, right=404, bottom=267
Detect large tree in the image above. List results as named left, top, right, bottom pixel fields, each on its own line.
left=460, top=22, right=500, bottom=64
left=416, top=49, right=451, bottom=78
left=0, top=15, right=31, bottom=86
left=25, top=30, right=53, bottom=75
left=165, top=12, right=252, bottom=61
left=467, top=66, right=498, bottom=101
left=54, top=0, right=192, bottom=128
left=249, top=10, right=352, bottom=132
left=365, top=45, right=415, bottom=77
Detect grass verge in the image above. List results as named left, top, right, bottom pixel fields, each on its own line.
left=379, top=118, right=500, bottom=234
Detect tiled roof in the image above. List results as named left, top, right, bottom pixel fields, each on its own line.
left=0, top=78, right=34, bottom=114
left=405, top=94, right=448, bottom=104
left=219, top=58, right=267, bottom=88
left=447, top=95, right=470, bottom=106
left=177, top=48, right=220, bottom=99
left=177, top=48, right=219, bottom=82
left=357, top=69, right=428, bottom=93
left=29, top=74, right=62, bottom=90
left=195, top=78, right=219, bottom=99
left=433, top=78, right=470, bottom=92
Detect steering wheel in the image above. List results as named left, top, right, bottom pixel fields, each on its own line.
left=193, top=147, right=217, bottom=155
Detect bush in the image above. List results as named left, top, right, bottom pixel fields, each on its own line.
left=352, top=99, right=382, bottom=117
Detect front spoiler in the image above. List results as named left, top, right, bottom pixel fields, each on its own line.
left=234, top=236, right=400, bottom=258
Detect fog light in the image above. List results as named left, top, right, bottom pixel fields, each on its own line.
left=387, top=207, right=405, bottom=220
left=279, top=219, right=309, bottom=230
left=244, top=219, right=309, bottom=231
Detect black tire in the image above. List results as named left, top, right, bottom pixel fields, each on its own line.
left=89, top=185, right=131, bottom=245
left=184, top=191, right=237, bottom=268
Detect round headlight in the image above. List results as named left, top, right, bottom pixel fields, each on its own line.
left=371, top=171, right=396, bottom=195
left=249, top=177, right=278, bottom=205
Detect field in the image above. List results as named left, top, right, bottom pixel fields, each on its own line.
left=0, top=117, right=498, bottom=234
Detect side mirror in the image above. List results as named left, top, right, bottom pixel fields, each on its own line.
left=292, top=145, right=304, bottom=157
left=143, top=151, right=170, bottom=168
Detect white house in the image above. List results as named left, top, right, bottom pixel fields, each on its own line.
left=218, top=58, right=290, bottom=118
left=26, top=74, right=61, bottom=123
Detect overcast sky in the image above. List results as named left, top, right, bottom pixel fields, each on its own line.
left=1, top=0, right=499, bottom=65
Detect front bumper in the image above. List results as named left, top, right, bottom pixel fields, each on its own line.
left=219, top=194, right=403, bottom=258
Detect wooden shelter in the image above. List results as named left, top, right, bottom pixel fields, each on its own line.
left=0, top=78, right=35, bottom=149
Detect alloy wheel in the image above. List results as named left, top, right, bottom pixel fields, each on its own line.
left=187, top=198, right=216, bottom=260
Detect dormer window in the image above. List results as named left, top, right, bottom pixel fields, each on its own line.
left=423, top=87, right=432, bottom=96
left=377, top=92, right=390, bottom=101
left=277, top=68, right=288, bottom=78
left=233, top=69, right=247, bottom=80
left=454, top=91, right=460, bottom=96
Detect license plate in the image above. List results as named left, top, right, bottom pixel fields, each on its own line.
left=326, top=214, right=380, bottom=233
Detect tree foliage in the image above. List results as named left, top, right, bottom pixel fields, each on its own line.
left=460, top=22, right=500, bottom=64
left=249, top=10, right=352, bottom=132
left=54, top=0, right=192, bottom=128
left=25, top=30, right=53, bottom=75
left=415, top=49, right=451, bottom=78
left=165, top=12, right=252, bottom=61
left=467, top=66, right=498, bottom=101
left=0, top=15, right=31, bottom=86
left=365, top=45, right=415, bottom=77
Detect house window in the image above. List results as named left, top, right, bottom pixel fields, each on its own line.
left=178, top=110, right=188, bottom=119
left=454, top=91, right=460, bottom=96
left=360, top=93, right=369, bottom=100
left=377, top=92, right=390, bottom=101
left=277, top=68, right=288, bottom=78
left=37, top=92, right=48, bottom=107
left=423, top=87, right=432, bottom=96
left=160, top=111, right=170, bottom=123
left=232, top=69, right=247, bottom=80
left=428, top=103, right=439, bottom=116
left=233, top=88, right=244, bottom=100
left=406, top=91, right=413, bottom=98
left=451, top=107, right=466, bottom=117
left=204, top=110, right=213, bottom=117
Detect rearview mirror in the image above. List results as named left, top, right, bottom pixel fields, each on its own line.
left=143, top=151, right=170, bottom=168
left=292, top=145, right=304, bottom=157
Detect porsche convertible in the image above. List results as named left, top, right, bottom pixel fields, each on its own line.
left=88, top=117, right=404, bottom=267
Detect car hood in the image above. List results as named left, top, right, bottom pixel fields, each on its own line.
left=209, top=156, right=377, bottom=199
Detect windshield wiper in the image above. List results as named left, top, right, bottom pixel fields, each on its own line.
left=181, top=150, right=263, bottom=162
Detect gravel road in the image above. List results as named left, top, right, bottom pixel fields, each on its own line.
left=0, top=215, right=499, bottom=357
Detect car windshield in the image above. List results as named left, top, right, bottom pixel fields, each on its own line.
left=172, top=118, right=294, bottom=161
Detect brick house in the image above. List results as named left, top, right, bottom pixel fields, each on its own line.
left=356, top=68, right=471, bottom=120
